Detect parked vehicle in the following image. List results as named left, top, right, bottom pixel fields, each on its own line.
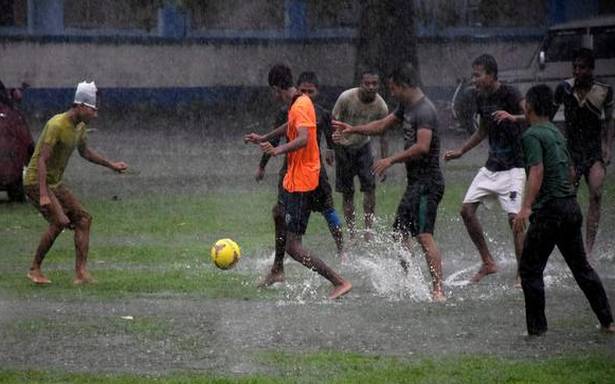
left=452, top=15, right=615, bottom=132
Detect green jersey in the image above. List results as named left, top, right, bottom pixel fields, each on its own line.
left=24, top=112, right=87, bottom=188
left=521, top=122, right=575, bottom=210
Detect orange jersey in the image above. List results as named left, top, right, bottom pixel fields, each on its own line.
left=283, top=94, right=321, bottom=192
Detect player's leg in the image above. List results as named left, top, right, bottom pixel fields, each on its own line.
left=25, top=186, right=68, bottom=284
left=461, top=169, right=497, bottom=282
left=357, top=143, right=376, bottom=241
left=314, top=169, right=345, bottom=257
left=519, top=211, right=556, bottom=336
left=501, top=168, right=526, bottom=286
left=417, top=233, right=444, bottom=302
left=585, top=161, right=605, bottom=256
left=335, top=148, right=357, bottom=238
left=258, top=200, right=287, bottom=287
left=555, top=198, right=614, bottom=331
left=53, top=186, right=94, bottom=284
left=284, top=191, right=351, bottom=299
left=461, top=202, right=497, bottom=282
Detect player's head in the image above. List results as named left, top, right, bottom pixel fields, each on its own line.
left=525, top=84, right=554, bottom=122
left=387, top=62, right=420, bottom=101
left=358, top=68, right=380, bottom=103
left=572, top=48, right=594, bottom=82
left=472, top=54, right=498, bottom=91
left=73, top=81, right=98, bottom=123
left=268, top=64, right=294, bottom=102
left=297, top=71, right=320, bottom=100
left=10, top=83, right=29, bottom=105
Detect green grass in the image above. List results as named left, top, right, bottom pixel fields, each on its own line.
left=1, top=178, right=612, bottom=300
left=1, top=352, right=614, bottom=383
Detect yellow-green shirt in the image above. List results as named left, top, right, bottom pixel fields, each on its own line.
left=24, top=112, right=87, bottom=188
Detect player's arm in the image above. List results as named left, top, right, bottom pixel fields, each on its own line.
left=261, top=126, right=308, bottom=156
left=332, top=113, right=399, bottom=140
left=372, top=127, right=431, bottom=176
left=493, top=99, right=527, bottom=124
left=256, top=135, right=282, bottom=181
left=601, top=89, right=614, bottom=165
left=37, top=143, right=52, bottom=208
left=78, top=143, right=127, bottom=172
left=513, top=163, right=543, bottom=234
left=244, top=122, right=287, bottom=144
left=443, top=118, right=487, bottom=161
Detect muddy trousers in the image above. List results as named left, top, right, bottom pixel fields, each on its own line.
left=519, top=197, right=613, bottom=335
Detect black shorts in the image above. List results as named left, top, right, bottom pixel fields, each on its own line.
left=335, top=143, right=375, bottom=194
left=570, top=151, right=604, bottom=186
left=279, top=189, right=312, bottom=235
left=277, top=166, right=334, bottom=213
left=393, top=180, right=444, bottom=237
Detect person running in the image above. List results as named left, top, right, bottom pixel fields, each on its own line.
left=443, top=54, right=526, bottom=285
left=250, top=71, right=345, bottom=274
left=331, top=69, right=389, bottom=241
left=333, top=63, right=445, bottom=302
left=553, top=48, right=614, bottom=257
left=513, top=84, right=614, bottom=336
left=246, top=64, right=351, bottom=299
left=23, top=81, right=128, bottom=285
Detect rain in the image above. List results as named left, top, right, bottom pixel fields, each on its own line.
left=1, top=0, right=614, bottom=381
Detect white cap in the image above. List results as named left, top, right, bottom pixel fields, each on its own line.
left=74, top=81, right=97, bottom=110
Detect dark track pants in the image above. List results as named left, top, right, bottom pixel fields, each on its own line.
left=519, top=197, right=613, bottom=335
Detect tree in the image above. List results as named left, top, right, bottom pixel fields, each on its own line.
left=355, top=0, right=419, bottom=85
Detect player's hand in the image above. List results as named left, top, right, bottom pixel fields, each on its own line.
left=244, top=133, right=264, bottom=144
left=110, top=161, right=128, bottom=173
left=331, top=120, right=353, bottom=135
left=260, top=141, right=278, bottom=156
left=40, top=194, right=51, bottom=208
left=492, top=110, right=515, bottom=123
left=443, top=149, right=463, bottom=161
left=512, top=207, right=531, bottom=234
left=255, top=166, right=265, bottom=182
left=325, top=150, right=335, bottom=166
left=372, top=158, right=392, bottom=177
left=602, top=147, right=611, bottom=167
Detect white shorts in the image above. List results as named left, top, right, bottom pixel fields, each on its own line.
left=463, top=167, right=526, bottom=214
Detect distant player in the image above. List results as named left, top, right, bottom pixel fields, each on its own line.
left=553, top=48, right=614, bottom=257
left=250, top=71, right=345, bottom=272
left=514, top=84, right=614, bottom=336
left=333, top=63, right=445, bottom=302
left=246, top=64, right=351, bottom=299
left=331, top=69, right=389, bottom=241
left=24, top=81, right=128, bottom=285
left=444, top=54, right=526, bottom=285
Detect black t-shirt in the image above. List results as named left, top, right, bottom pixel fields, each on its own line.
left=554, top=78, right=614, bottom=160
left=394, top=97, right=443, bottom=183
left=475, top=84, right=525, bottom=171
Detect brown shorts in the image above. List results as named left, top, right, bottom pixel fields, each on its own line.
left=25, top=184, right=91, bottom=226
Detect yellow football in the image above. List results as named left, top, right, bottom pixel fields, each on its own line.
left=211, top=238, right=240, bottom=270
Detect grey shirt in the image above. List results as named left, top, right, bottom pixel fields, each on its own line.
left=332, top=87, right=388, bottom=149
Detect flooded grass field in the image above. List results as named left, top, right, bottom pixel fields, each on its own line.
left=1, top=110, right=614, bottom=382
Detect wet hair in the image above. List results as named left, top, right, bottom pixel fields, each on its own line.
left=472, top=54, right=498, bottom=79
left=526, top=84, right=554, bottom=117
left=573, top=48, right=595, bottom=69
left=359, top=68, right=380, bottom=80
left=297, top=71, right=319, bottom=87
left=388, top=62, right=420, bottom=88
left=268, top=64, right=293, bottom=89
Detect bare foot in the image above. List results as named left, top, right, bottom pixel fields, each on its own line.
left=432, top=290, right=446, bottom=303
left=513, top=276, right=522, bottom=289
left=257, top=272, right=285, bottom=287
left=27, top=269, right=51, bottom=284
left=329, top=281, right=352, bottom=300
left=470, top=263, right=498, bottom=283
left=601, top=324, right=615, bottom=334
left=73, top=272, right=96, bottom=285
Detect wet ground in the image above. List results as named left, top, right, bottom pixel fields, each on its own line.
left=1, top=109, right=614, bottom=374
